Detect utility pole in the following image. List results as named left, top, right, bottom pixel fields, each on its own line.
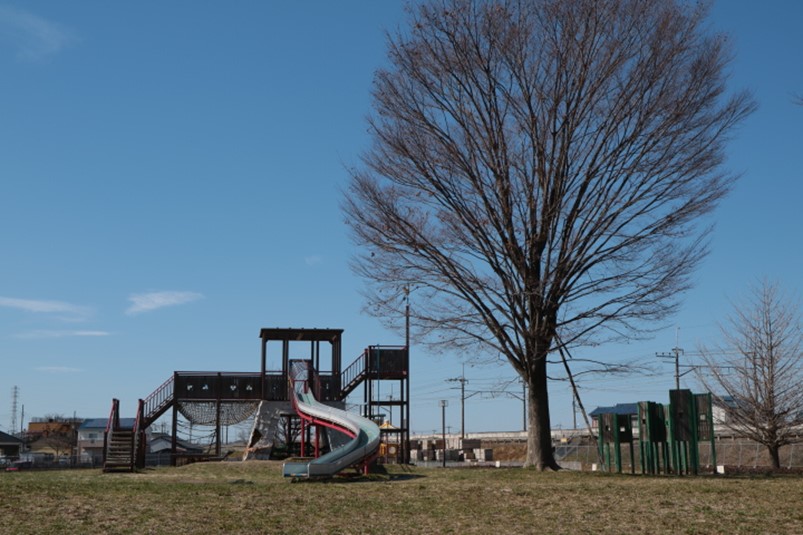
left=404, top=286, right=411, bottom=464
left=522, top=380, right=527, bottom=432
left=439, top=400, right=448, bottom=468
left=657, top=345, right=684, bottom=391
left=446, top=365, right=468, bottom=439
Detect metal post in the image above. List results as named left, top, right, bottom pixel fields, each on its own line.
left=447, top=366, right=468, bottom=439
left=657, top=345, right=683, bottom=391
left=440, top=400, right=448, bottom=468
left=522, top=381, right=527, bottom=431
left=260, top=335, right=267, bottom=400
left=460, top=373, right=465, bottom=440
left=405, top=287, right=411, bottom=464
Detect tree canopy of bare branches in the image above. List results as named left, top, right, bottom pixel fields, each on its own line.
left=344, top=0, right=755, bottom=469
left=697, top=280, right=803, bottom=469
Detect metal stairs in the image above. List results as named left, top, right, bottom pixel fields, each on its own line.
left=339, top=352, right=369, bottom=399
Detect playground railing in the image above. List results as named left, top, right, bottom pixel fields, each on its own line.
left=103, top=398, right=119, bottom=467
left=141, top=374, right=175, bottom=427
left=133, top=399, right=146, bottom=469
left=341, top=349, right=368, bottom=396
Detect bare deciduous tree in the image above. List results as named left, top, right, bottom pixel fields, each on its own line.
left=40, top=431, right=75, bottom=461
left=698, top=281, right=803, bottom=470
left=344, top=0, right=755, bottom=469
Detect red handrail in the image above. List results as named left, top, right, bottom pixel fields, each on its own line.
left=103, top=398, right=120, bottom=468
left=105, top=398, right=119, bottom=434
left=141, top=375, right=174, bottom=426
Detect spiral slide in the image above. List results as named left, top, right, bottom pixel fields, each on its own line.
left=282, top=365, right=380, bottom=478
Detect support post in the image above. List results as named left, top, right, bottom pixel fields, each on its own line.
left=260, top=335, right=267, bottom=400
left=405, top=290, right=411, bottom=464
left=171, top=402, right=178, bottom=467
left=440, top=400, right=448, bottom=468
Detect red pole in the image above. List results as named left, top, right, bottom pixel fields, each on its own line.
left=300, top=418, right=306, bottom=457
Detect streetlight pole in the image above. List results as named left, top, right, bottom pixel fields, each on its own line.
left=439, top=400, right=448, bottom=468
left=404, top=286, right=411, bottom=464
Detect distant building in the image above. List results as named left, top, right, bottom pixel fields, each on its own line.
left=711, top=395, right=743, bottom=425
left=26, top=417, right=82, bottom=463
left=0, top=431, right=23, bottom=462
left=27, top=418, right=79, bottom=438
left=147, top=432, right=203, bottom=466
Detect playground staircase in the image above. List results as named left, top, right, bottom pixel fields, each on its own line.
left=140, top=375, right=175, bottom=428
left=103, top=429, right=135, bottom=472
left=339, top=351, right=369, bottom=399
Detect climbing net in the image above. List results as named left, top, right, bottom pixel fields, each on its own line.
left=176, top=400, right=259, bottom=426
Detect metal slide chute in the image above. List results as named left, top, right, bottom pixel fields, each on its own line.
left=282, top=361, right=380, bottom=478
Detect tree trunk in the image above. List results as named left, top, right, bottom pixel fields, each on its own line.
left=524, top=357, right=560, bottom=470
left=768, top=445, right=781, bottom=470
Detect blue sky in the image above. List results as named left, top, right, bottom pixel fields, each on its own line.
left=0, top=1, right=801, bottom=438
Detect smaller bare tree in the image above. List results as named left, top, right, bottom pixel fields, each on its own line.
left=698, top=280, right=803, bottom=469
left=41, top=432, right=75, bottom=461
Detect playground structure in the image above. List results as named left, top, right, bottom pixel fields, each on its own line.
left=103, top=328, right=409, bottom=475
left=595, top=389, right=717, bottom=475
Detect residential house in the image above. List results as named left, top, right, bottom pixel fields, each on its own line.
left=26, top=417, right=81, bottom=463
left=0, top=430, right=23, bottom=463
left=711, top=395, right=741, bottom=425
left=147, top=432, right=203, bottom=466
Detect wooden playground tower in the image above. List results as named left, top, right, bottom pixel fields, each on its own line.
left=103, top=328, right=410, bottom=472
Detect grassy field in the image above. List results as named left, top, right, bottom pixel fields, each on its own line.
left=2, top=462, right=801, bottom=534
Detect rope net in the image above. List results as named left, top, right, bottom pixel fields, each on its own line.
left=176, top=400, right=259, bottom=426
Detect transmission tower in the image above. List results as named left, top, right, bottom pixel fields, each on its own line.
left=11, top=386, right=19, bottom=434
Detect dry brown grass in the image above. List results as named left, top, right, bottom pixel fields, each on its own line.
left=1, top=461, right=801, bottom=534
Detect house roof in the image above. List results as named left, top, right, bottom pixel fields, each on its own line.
left=149, top=433, right=203, bottom=453
left=588, top=403, right=640, bottom=417
left=79, top=418, right=136, bottom=430
left=0, top=430, right=23, bottom=445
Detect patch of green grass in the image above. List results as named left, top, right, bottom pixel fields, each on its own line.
left=1, top=463, right=801, bottom=534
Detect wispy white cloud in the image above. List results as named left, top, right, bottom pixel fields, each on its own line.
left=0, top=296, right=91, bottom=320
left=126, top=291, right=204, bottom=315
left=305, top=255, right=322, bottom=266
left=0, top=6, right=76, bottom=61
left=35, top=366, right=81, bottom=374
left=14, top=329, right=111, bottom=340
